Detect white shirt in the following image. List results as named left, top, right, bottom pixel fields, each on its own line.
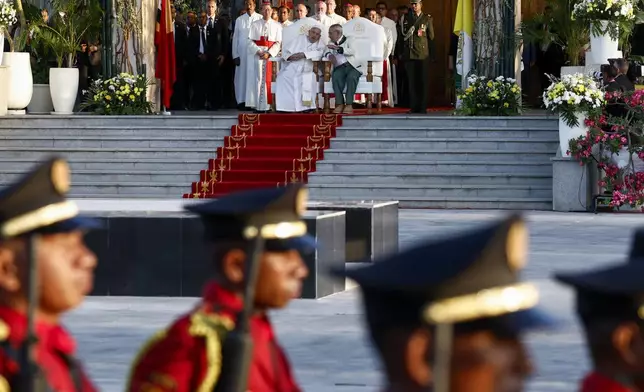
left=282, top=20, right=293, bottom=27
left=328, top=12, right=346, bottom=25
left=199, top=26, right=206, bottom=53
left=329, top=35, right=348, bottom=66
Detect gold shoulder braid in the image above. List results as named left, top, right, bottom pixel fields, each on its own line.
left=188, top=311, right=235, bottom=392
left=125, top=329, right=168, bottom=391
left=0, top=320, right=10, bottom=392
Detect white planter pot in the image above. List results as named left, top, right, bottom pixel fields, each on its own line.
left=1, top=52, right=33, bottom=112
left=0, top=32, right=4, bottom=65
left=558, top=112, right=588, bottom=157
left=49, top=68, right=79, bottom=114
left=27, top=84, right=54, bottom=114
left=590, top=20, right=619, bottom=65
left=561, top=66, right=586, bottom=76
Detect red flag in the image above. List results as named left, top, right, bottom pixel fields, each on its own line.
left=155, top=0, right=176, bottom=109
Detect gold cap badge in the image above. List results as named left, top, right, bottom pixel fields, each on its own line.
left=51, top=159, right=71, bottom=195
left=296, top=188, right=308, bottom=216
left=506, top=221, right=528, bottom=271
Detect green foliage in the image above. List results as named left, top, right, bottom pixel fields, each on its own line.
left=32, top=0, right=102, bottom=67
left=520, top=0, right=589, bottom=66
left=81, top=73, right=153, bottom=115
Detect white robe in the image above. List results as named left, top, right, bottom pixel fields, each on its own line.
left=233, top=12, right=262, bottom=105
left=381, top=23, right=395, bottom=107
left=328, top=12, right=347, bottom=25
left=282, top=20, right=293, bottom=27
left=314, top=14, right=334, bottom=29
left=246, top=19, right=282, bottom=111
left=275, top=35, right=325, bottom=112
left=380, top=16, right=397, bottom=105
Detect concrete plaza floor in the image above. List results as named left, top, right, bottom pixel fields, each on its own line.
left=64, top=209, right=644, bottom=391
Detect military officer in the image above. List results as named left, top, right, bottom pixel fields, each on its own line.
left=554, top=228, right=644, bottom=392
left=127, top=184, right=313, bottom=392
left=332, top=214, right=556, bottom=392
left=0, top=156, right=101, bottom=391
left=400, top=0, right=434, bottom=114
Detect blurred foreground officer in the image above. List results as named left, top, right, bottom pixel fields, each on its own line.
left=0, top=157, right=100, bottom=391
left=127, top=184, right=313, bottom=392
left=333, top=214, right=555, bottom=392
left=555, top=228, right=644, bottom=392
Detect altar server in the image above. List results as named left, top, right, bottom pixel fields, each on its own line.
left=275, top=24, right=325, bottom=112
left=245, top=0, right=283, bottom=112
left=233, top=0, right=262, bottom=109
left=326, top=0, right=347, bottom=25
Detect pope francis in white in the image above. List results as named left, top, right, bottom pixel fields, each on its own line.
left=232, top=0, right=262, bottom=106
left=275, top=24, right=325, bottom=112
left=245, top=1, right=283, bottom=111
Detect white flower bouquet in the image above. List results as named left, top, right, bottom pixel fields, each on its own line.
left=0, top=0, right=17, bottom=32
left=543, top=73, right=605, bottom=127
left=572, top=0, right=635, bottom=38
left=456, top=75, right=522, bottom=116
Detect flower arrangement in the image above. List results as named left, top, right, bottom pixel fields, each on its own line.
left=456, top=75, right=521, bottom=116
left=81, top=73, right=153, bottom=115
left=567, top=90, right=644, bottom=209
left=543, top=73, right=605, bottom=127
left=0, top=0, right=16, bottom=33
left=572, top=0, right=636, bottom=39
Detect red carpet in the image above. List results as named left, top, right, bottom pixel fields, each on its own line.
left=183, top=113, right=341, bottom=198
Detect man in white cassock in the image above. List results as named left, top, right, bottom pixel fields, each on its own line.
left=233, top=0, right=262, bottom=108
left=275, top=25, right=325, bottom=112
left=246, top=0, right=282, bottom=112
left=314, top=1, right=334, bottom=29
left=326, top=0, right=346, bottom=25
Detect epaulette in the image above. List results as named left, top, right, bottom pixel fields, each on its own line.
left=125, top=328, right=169, bottom=391
left=187, top=311, right=235, bottom=392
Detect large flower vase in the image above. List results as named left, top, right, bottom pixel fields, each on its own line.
left=590, top=20, right=619, bottom=65
left=1, top=52, right=33, bottom=114
left=49, top=68, right=79, bottom=114
left=559, top=112, right=588, bottom=157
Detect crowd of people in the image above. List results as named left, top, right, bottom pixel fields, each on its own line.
left=169, top=0, right=435, bottom=113
left=0, top=156, right=644, bottom=391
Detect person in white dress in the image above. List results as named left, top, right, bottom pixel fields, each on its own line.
left=376, top=1, right=398, bottom=106
left=279, top=6, right=293, bottom=26
left=326, top=0, right=346, bottom=25
left=245, top=0, right=283, bottom=112
left=275, top=25, right=325, bottom=112
left=232, top=0, right=262, bottom=108
left=313, top=1, right=333, bottom=28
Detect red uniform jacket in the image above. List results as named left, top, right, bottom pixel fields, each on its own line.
left=127, top=282, right=302, bottom=392
left=581, top=372, right=634, bottom=392
left=0, top=307, right=96, bottom=391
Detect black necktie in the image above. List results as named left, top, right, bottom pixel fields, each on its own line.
left=201, top=28, right=206, bottom=51
left=208, top=17, right=213, bottom=28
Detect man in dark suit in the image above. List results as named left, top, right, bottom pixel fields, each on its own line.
left=171, top=3, right=189, bottom=110
left=204, top=0, right=229, bottom=110
left=183, top=10, right=198, bottom=109
left=189, top=12, right=211, bottom=110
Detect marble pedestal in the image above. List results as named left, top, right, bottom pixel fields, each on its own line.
left=552, top=156, right=596, bottom=212
left=84, top=210, right=346, bottom=299
left=308, top=201, right=399, bottom=262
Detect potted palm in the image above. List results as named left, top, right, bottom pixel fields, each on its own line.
left=521, top=0, right=590, bottom=74
left=1, top=0, right=33, bottom=114
left=34, top=0, right=102, bottom=114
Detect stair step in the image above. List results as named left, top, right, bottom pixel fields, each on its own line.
left=0, top=136, right=225, bottom=148
left=330, top=138, right=558, bottom=151
left=315, top=160, right=552, bottom=174
left=0, top=158, right=211, bottom=171
left=322, top=149, right=554, bottom=161
left=308, top=172, right=551, bottom=186
left=0, top=169, right=201, bottom=184
left=0, top=148, right=218, bottom=160
left=0, top=115, right=238, bottom=128
left=340, top=115, right=557, bottom=129
left=307, top=183, right=551, bottom=198
left=336, top=127, right=558, bottom=139
left=308, top=195, right=552, bottom=210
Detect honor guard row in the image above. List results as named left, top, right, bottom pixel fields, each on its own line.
left=0, top=156, right=643, bottom=391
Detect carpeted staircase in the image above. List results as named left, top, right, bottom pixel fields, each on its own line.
left=183, top=113, right=341, bottom=198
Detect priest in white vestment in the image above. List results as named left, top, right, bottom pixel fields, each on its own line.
left=246, top=1, right=283, bottom=112
left=326, top=0, right=346, bottom=25
left=233, top=0, right=262, bottom=107
left=314, top=1, right=334, bottom=29
left=377, top=3, right=398, bottom=106
left=275, top=25, right=325, bottom=112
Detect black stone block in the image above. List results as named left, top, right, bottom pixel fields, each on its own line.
left=84, top=210, right=346, bottom=299
left=308, top=201, right=399, bottom=262
left=302, top=211, right=346, bottom=299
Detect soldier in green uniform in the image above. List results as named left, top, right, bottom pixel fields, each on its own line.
left=400, top=0, right=434, bottom=114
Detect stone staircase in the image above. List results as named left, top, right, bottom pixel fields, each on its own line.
left=0, top=115, right=236, bottom=197
left=307, top=115, right=559, bottom=210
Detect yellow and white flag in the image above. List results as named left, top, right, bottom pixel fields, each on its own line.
left=454, top=0, right=473, bottom=81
